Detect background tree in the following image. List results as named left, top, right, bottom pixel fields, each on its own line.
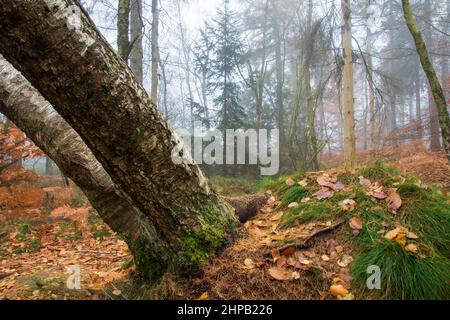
left=402, top=0, right=450, bottom=160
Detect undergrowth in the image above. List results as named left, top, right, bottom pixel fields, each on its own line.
left=265, top=162, right=450, bottom=300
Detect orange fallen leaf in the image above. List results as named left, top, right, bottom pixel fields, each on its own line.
left=384, top=227, right=401, bottom=240
left=270, top=212, right=283, bottom=221
left=268, top=267, right=291, bottom=281
left=330, top=285, right=349, bottom=298
left=280, top=246, right=296, bottom=257
left=405, top=243, right=418, bottom=253
left=386, top=188, right=402, bottom=213
left=349, top=217, right=363, bottom=231
left=198, top=292, right=209, bottom=300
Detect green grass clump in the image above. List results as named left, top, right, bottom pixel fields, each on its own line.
left=359, top=161, right=399, bottom=185
left=257, top=171, right=306, bottom=194
left=265, top=161, right=450, bottom=300
left=398, top=183, right=450, bottom=257
left=351, top=179, right=450, bottom=300
left=351, top=240, right=450, bottom=300
left=281, top=201, right=333, bottom=226
left=278, top=185, right=311, bottom=208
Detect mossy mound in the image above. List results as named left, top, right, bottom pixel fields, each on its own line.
left=264, top=161, right=450, bottom=300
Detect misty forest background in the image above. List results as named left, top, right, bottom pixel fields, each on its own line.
left=2, top=0, right=448, bottom=176
left=72, top=0, right=450, bottom=176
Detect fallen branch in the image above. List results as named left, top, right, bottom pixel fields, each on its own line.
left=0, top=272, right=14, bottom=280
left=264, top=220, right=346, bottom=257
left=78, top=250, right=123, bottom=255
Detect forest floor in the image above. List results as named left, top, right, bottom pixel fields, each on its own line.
left=0, top=148, right=449, bottom=300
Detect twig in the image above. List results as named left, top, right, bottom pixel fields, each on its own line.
left=78, top=250, right=122, bottom=255
left=264, top=220, right=346, bottom=257
left=0, top=272, right=14, bottom=280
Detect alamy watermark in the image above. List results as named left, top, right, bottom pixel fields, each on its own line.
left=366, top=265, right=381, bottom=290
left=171, top=121, right=280, bottom=176
left=66, top=264, right=81, bottom=290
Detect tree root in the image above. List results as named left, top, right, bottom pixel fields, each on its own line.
left=224, top=194, right=268, bottom=223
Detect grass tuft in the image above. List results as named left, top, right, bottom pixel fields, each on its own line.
left=351, top=240, right=450, bottom=300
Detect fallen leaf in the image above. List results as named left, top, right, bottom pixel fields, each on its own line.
left=287, top=257, right=297, bottom=266
left=317, top=175, right=335, bottom=189
left=299, top=259, right=311, bottom=265
left=335, top=245, right=343, bottom=254
left=337, top=255, right=353, bottom=267
left=198, top=292, right=209, bottom=300
left=280, top=246, right=296, bottom=257
left=270, top=212, right=283, bottom=221
left=339, top=199, right=356, bottom=211
left=271, top=248, right=280, bottom=260
left=268, top=267, right=291, bottom=281
left=248, top=226, right=265, bottom=237
left=332, top=181, right=346, bottom=191
left=326, top=239, right=337, bottom=254
left=349, top=217, right=363, bottom=231
left=313, top=189, right=333, bottom=200
left=288, top=202, right=299, bottom=208
left=359, top=176, right=372, bottom=188
left=405, top=243, right=418, bottom=253
left=285, top=178, right=295, bottom=186
left=267, top=196, right=277, bottom=207
left=394, top=232, right=407, bottom=246
left=332, top=277, right=345, bottom=285
left=291, top=271, right=301, bottom=280
left=298, top=179, right=308, bottom=187
left=330, top=285, right=349, bottom=298
left=303, top=251, right=316, bottom=258
left=301, top=197, right=311, bottom=203
left=276, top=255, right=287, bottom=268
left=112, top=289, right=122, bottom=296
left=372, top=191, right=387, bottom=200
left=244, top=258, right=255, bottom=269
left=339, top=293, right=355, bottom=300
left=406, top=231, right=418, bottom=239
left=271, top=235, right=285, bottom=241
left=321, top=254, right=330, bottom=261
left=386, top=188, right=402, bottom=213
left=384, top=227, right=401, bottom=240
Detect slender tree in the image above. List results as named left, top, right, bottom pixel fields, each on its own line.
left=117, top=0, right=130, bottom=61
left=341, top=0, right=356, bottom=169
left=402, top=0, right=450, bottom=160
left=130, top=0, right=143, bottom=83
left=151, top=0, right=160, bottom=102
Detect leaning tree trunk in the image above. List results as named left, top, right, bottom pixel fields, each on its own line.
left=402, top=0, right=450, bottom=161
left=0, top=0, right=236, bottom=282
left=0, top=56, right=171, bottom=281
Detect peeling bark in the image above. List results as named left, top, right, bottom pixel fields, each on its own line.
left=0, top=56, right=170, bottom=281
left=0, top=0, right=236, bottom=280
